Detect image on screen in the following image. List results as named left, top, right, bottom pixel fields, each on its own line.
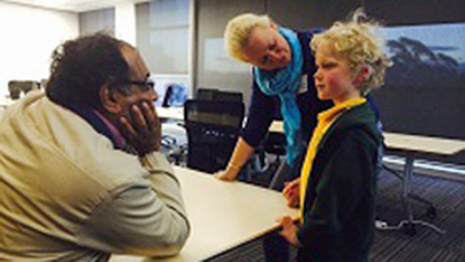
left=374, top=22, right=465, bottom=139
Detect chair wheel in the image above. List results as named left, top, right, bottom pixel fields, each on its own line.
left=426, top=207, right=437, bottom=219
left=404, top=223, right=416, bottom=235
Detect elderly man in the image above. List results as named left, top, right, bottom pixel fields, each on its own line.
left=0, top=33, right=190, bottom=261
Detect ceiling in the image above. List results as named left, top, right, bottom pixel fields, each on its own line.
left=2, top=0, right=150, bottom=12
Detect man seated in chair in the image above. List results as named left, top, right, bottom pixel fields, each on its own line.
left=0, top=33, right=190, bottom=261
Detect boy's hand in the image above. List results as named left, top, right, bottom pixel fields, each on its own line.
left=119, top=101, right=161, bottom=156
left=277, top=216, right=300, bottom=246
left=282, top=178, right=300, bottom=208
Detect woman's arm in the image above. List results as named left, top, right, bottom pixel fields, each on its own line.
left=214, top=137, right=255, bottom=181
left=216, top=79, right=276, bottom=181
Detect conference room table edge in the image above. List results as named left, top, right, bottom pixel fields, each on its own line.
left=109, top=166, right=299, bottom=262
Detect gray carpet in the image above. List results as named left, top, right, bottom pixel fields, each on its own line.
left=206, top=169, right=465, bottom=262
left=371, top=170, right=465, bottom=262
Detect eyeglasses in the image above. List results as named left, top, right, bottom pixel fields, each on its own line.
left=120, top=77, right=156, bottom=92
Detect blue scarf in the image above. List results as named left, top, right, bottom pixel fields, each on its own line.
left=253, top=27, right=305, bottom=167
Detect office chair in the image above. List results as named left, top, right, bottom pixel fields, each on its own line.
left=263, top=131, right=286, bottom=162
left=258, top=132, right=287, bottom=172
left=214, top=90, right=243, bottom=103
left=8, top=80, right=40, bottom=100
left=196, top=88, right=243, bottom=103
left=184, top=99, right=244, bottom=173
left=196, top=88, right=218, bottom=101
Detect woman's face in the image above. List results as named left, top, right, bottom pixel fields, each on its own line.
left=242, top=23, right=292, bottom=71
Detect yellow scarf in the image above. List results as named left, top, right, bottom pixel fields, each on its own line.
left=299, top=98, right=366, bottom=220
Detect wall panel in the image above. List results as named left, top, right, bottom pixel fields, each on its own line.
left=195, top=0, right=265, bottom=107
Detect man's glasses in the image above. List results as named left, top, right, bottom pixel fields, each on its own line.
left=120, top=77, right=156, bottom=92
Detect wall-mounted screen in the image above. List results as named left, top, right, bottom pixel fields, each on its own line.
left=374, top=22, right=465, bottom=140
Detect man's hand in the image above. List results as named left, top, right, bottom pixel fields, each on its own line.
left=282, top=178, right=300, bottom=208
left=277, top=216, right=300, bottom=246
left=119, top=101, right=161, bottom=156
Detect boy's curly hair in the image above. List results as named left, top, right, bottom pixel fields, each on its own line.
left=311, top=9, right=392, bottom=95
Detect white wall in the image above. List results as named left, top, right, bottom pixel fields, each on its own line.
left=0, top=2, right=79, bottom=98
left=115, top=3, right=136, bottom=46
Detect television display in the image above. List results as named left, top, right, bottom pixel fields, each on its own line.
left=374, top=22, right=465, bottom=140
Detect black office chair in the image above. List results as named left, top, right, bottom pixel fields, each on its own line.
left=251, top=112, right=287, bottom=186
left=264, top=132, right=286, bottom=162
left=184, top=99, right=244, bottom=173
left=8, top=80, right=40, bottom=100
left=214, top=90, right=243, bottom=103
left=196, top=88, right=218, bottom=101
left=196, top=88, right=243, bottom=103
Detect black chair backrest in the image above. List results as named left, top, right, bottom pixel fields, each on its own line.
left=264, top=132, right=287, bottom=156
left=196, top=88, right=243, bottom=103
left=196, top=88, right=218, bottom=101
left=184, top=99, right=244, bottom=173
left=8, top=80, right=40, bottom=100
left=214, top=91, right=243, bottom=103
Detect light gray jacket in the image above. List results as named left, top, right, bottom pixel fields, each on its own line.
left=0, top=92, right=190, bottom=261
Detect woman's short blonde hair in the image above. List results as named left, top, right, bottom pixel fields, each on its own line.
left=311, top=9, right=392, bottom=95
left=224, top=13, right=271, bottom=62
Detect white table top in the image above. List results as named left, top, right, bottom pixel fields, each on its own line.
left=156, top=107, right=184, bottom=121
left=383, top=132, right=465, bottom=156
left=110, top=166, right=299, bottom=262
left=0, top=98, right=14, bottom=108
left=269, top=121, right=284, bottom=133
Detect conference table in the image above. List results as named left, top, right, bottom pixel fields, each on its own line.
left=156, top=107, right=465, bottom=233
left=0, top=98, right=14, bottom=119
left=156, top=107, right=184, bottom=121
left=0, top=97, right=14, bottom=108
left=110, top=166, right=299, bottom=262
left=381, top=132, right=465, bottom=234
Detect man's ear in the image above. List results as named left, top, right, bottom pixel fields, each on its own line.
left=99, top=85, right=121, bottom=114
